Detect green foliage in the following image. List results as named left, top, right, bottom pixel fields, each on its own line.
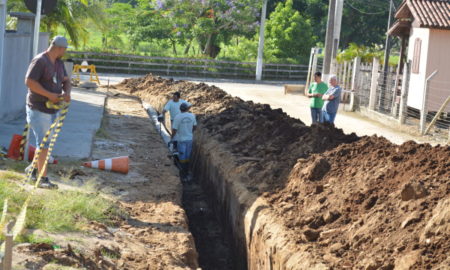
left=127, top=0, right=262, bottom=57
left=101, top=3, right=135, bottom=49
left=7, top=0, right=106, bottom=48
left=337, top=43, right=398, bottom=66
left=265, top=0, right=315, bottom=63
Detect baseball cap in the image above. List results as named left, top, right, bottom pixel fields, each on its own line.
left=52, top=36, right=68, bottom=48
left=180, top=103, right=189, bottom=111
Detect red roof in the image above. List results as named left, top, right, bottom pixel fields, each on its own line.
left=404, top=0, right=450, bottom=29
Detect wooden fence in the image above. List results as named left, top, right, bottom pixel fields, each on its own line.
left=66, top=51, right=309, bottom=81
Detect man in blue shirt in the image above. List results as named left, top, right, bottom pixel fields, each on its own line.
left=321, top=75, right=341, bottom=124
left=171, top=103, right=197, bottom=182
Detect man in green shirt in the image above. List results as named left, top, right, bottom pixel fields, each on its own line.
left=307, top=72, right=328, bottom=124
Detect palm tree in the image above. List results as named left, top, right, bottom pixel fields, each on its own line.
left=7, top=0, right=106, bottom=48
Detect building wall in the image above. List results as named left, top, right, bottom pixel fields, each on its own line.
left=406, top=27, right=430, bottom=110
left=425, top=29, right=450, bottom=112
left=0, top=33, right=49, bottom=122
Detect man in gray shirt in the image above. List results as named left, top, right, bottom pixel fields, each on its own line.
left=25, top=36, right=71, bottom=189
left=321, top=75, right=341, bottom=124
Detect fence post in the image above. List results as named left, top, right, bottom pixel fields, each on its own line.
left=2, top=221, right=14, bottom=270
left=420, top=70, right=438, bottom=135
left=398, top=61, right=410, bottom=124
left=369, top=58, right=380, bottom=110
left=342, top=61, right=348, bottom=89
left=351, top=57, right=361, bottom=91
left=306, top=48, right=315, bottom=90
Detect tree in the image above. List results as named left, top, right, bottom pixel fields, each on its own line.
left=7, top=0, right=105, bottom=48
left=146, top=0, right=263, bottom=58
left=102, top=3, right=134, bottom=49
left=265, top=0, right=315, bottom=62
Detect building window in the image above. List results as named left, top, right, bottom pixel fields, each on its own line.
left=412, top=38, right=421, bottom=74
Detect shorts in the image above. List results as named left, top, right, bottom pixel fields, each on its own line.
left=178, top=140, right=193, bottom=163
left=26, top=106, right=57, bottom=149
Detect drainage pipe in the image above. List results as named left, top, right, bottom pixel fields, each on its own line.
left=143, top=103, right=171, bottom=145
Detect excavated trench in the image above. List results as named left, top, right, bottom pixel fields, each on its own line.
left=119, top=75, right=450, bottom=269
left=125, top=77, right=365, bottom=269
left=145, top=104, right=318, bottom=270
left=145, top=103, right=236, bottom=269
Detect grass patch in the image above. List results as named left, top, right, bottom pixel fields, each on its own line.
left=0, top=172, right=125, bottom=237
left=0, top=170, right=26, bottom=181
left=16, top=234, right=54, bottom=245
left=0, top=159, right=28, bottom=174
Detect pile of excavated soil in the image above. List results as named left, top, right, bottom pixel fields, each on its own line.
left=116, top=75, right=359, bottom=190
left=268, top=136, right=450, bottom=269
left=117, top=74, right=449, bottom=269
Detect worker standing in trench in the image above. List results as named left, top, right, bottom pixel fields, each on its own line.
left=171, top=103, right=197, bottom=183
left=159, top=92, right=192, bottom=150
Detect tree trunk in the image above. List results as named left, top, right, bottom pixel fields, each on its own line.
left=184, top=39, right=192, bottom=55
left=171, top=39, right=178, bottom=55
left=202, top=34, right=221, bottom=58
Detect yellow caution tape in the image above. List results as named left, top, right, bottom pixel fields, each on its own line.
left=11, top=102, right=71, bottom=243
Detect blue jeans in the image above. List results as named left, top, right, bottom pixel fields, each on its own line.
left=26, top=106, right=57, bottom=149
left=178, top=140, right=193, bottom=163
left=322, top=110, right=337, bottom=124
left=310, top=108, right=322, bottom=124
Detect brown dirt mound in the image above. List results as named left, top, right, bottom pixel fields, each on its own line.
left=117, top=74, right=449, bottom=269
left=268, top=136, right=450, bottom=269
left=117, top=74, right=359, bottom=190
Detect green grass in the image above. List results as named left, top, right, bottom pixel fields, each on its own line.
left=0, top=171, right=125, bottom=237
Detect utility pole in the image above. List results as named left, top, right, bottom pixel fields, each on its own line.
left=256, top=0, right=268, bottom=81
left=379, top=0, right=394, bottom=111
left=0, top=0, right=6, bottom=97
left=332, top=0, right=344, bottom=60
left=32, top=0, right=43, bottom=56
left=322, top=0, right=337, bottom=81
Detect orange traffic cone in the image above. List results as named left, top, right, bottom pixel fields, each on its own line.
left=7, top=134, right=58, bottom=163
left=7, top=134, right=23, bottom=160
left=83, top=156, right=129, bottom=174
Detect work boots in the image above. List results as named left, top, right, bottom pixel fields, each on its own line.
left=25, top=166, right=58, bottom=189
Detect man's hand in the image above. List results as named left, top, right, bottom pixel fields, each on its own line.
left=47, top=93, right=62, bottom=104
left=62, top=93, right=71, bottom=103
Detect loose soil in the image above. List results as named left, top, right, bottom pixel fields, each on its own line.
left=116, top=74, right=450, bottom=269
left=8, top=90, right=198, bottom=269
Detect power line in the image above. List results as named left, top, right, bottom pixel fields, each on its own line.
left=344, top=0, right=387, bottom=15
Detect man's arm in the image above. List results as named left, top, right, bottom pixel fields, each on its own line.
left=62, top=76, right=72, bottom=102
left=322, top=87, right=338, bottom=101
left=171, top=129, right=177, bottom=139
left=26, top=78, right=61, bottom=103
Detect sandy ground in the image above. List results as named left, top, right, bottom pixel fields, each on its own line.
left=9, top=89, right=198, bottom=269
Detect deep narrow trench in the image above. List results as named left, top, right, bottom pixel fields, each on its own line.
left=182, top=180, right=235, bottom=270
left=144, top=103, right=237, bottom=270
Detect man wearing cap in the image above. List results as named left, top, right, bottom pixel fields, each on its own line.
left=24, top=36, right=71, bottom=189
left=171, top=103, right=197, bottom=183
